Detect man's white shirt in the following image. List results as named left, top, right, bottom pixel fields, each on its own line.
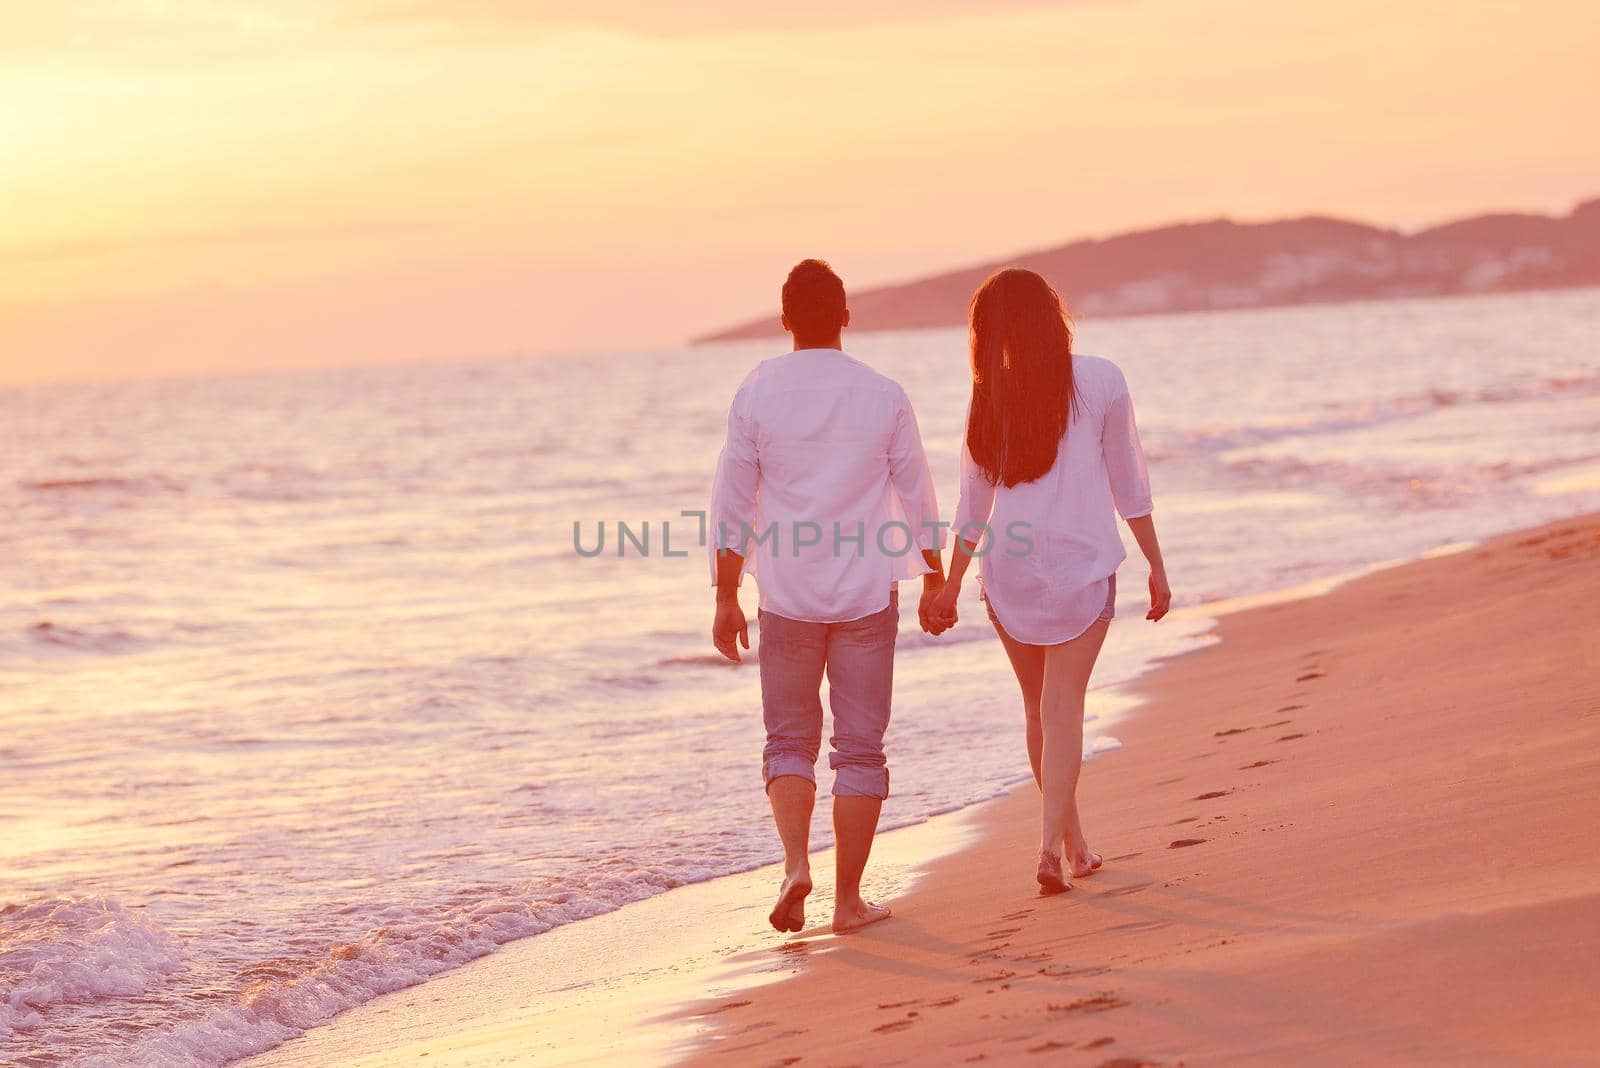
left=709, top=348, right=943, bottom=623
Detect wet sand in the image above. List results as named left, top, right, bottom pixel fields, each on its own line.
left=241, top=803, right=990, bottom=1067
left=682, top=516, right=1600, bottom=1067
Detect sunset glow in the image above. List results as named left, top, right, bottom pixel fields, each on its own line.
left=10, top=7, right=1600, bottom=1063
left=3, top=0, right=1597, bottom=384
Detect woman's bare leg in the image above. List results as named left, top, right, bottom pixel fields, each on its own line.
left=1039, top=620, right=1110, bottom=874
left=990, top=613, right=1048, bottom=787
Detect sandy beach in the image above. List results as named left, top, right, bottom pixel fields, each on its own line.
left=13, top=6, right=1600, bottom=1062
left=683, top=514, right=1600, bottom=1067
left=241, top=514, right=1600, bottom=1068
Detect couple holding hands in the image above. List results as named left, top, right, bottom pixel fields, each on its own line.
left=709, top=259, right=1170, bottom=934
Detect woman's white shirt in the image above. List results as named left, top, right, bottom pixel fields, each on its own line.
left=951, top=354, right=1153, bottom=645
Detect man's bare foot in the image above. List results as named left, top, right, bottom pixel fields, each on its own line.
left=831, top=898, right=891, bottom=934
left=1066, top=849, right=1103, bottom=879
left=768, top=870, right=812, bottom=933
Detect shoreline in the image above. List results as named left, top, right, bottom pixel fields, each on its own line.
left=240, top=514, right=1600, bottom=1066
left=236, top=580, right=1178, bottom=1065
left=679, top=513, right=1600, bottom=1066
left=241, top=803, right=994, bottom=1067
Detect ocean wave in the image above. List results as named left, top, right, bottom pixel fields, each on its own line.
left=76, top=863, right=699, bottom=1067
left=1144, top=369, right=1600, bottom=460
left=592, top=670, right=665, bottom=689
left=28, top=620, right=144, bottom=653
left=0, top=897, right=185, bottom=1043
left=21, top=616, right=233, bottom=658
left=1, top=707, right=1151, bottom=1066
left=1217, top=450, right=1596, bottom=507
left=1218, top=454, right=1482, bottom=507
left=21, top=475, right=184, bottom=495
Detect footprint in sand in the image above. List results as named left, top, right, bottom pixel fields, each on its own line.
left=1038, top=964, right=1111, bottom=979
left=1277, top=733, right=1306, bottom=741
left=1169, top=838, right=1206, bottom=848
left=1083, top=1036, right=1115, bottom=1049
left=1029, top=1040, right=1073, bottom=1053
left=1194, top=790, right=1231, bottom=800
left=1277, top=703, right=1305, bottom=712
left=1047, top=993, right=1128, bottom=1014
left=986, top=927, right=1022, bottom=938
left=1214, top=726, right=1252, bottom=737
left=1240, top=759, right=1277, bottom=769
left=973, top=969, right=1018, bottom=984
left=695, top=999, right=751, bottom=1016
left=929, top=996, right=961, bottom=1008
left=1001, top=908, right=1035, bottom=921
left=877, top=998, right=921, bottom=1009
left=968, top=943, right=1012, bottom=960
left=873, top=1018, right=917, bottom=1034
left=1296, top=670, right=1325, bottom=681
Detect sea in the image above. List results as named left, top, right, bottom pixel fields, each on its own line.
left=3, top=286, right=1598, bottom=1066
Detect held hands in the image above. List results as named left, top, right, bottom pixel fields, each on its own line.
left=919, top=578, right=960, bottom=636
left=712, top=598, right=750, bottom=662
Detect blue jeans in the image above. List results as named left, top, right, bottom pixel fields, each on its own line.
left=757, top=590, right=898, bottom=799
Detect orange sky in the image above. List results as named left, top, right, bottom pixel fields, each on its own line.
left=3, top=0, right=1597, bottom=385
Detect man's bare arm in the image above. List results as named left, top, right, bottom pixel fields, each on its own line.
left=712, top=548, right=750, bottom=662
left=917, top=548, right=949, bottom=634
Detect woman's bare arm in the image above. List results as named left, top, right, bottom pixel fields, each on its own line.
left=1126, top=514, right=1171, bottom=621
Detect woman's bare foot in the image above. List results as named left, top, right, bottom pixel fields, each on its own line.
left=831, top=897, right=891, bottom=934
left=768, top=870, right=812, bottom=933
left=1066, top=848, right=1103, bottom=879
left=1036, top=849, right=1070, bottom=895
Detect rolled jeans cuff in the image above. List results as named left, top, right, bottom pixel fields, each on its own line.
left=829, top=760, right=889, bottom=800
left=762, top=754, right=817, bottom=792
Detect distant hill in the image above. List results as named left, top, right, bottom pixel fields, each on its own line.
left=695, top=198, right=1600, bottom=341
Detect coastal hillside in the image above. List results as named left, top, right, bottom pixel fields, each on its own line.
left=696, top=198, right=1600, bottom=341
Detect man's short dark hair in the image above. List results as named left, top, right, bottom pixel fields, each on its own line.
left=781, top=259, right=847, bottom=341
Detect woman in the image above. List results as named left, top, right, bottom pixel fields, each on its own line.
left=927, top=268, right=1170, bottom=894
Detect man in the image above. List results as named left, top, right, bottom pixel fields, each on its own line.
left=709, top=259, right=947, bottom=935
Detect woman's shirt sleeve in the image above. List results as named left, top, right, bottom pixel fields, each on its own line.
left=1101, top=374, right=1154, bottom=520
left=951, top=433, right=998, bottom=547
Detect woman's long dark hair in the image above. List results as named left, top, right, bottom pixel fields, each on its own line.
left=965, top=268, right=1078, bottom=487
